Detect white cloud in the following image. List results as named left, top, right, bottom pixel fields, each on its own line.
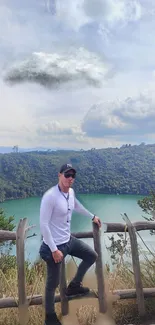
left=34, top=120, right=89, bottom=148
left=0, top=5, right=41, bottom=56
left=4, top=48, right=110, bottom=88
left=54, top=0, right=143, bottom=32
left=55, top=0, right=90, bottom=31
left=82, top=94, right=155, bottom=138
left=37, top=120, right=85, bottom=137
left=0, top=82, right=31, bottom=128
left=84, top=0, right=142, bottom=25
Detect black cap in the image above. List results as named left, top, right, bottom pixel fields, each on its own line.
left=59, top=163, right=76, bottom=174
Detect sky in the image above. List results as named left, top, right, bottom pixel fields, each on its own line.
left=1, top=0, right=155, bottom=150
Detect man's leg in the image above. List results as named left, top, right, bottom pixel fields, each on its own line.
left=45, top=260, right=61, bottom=317
left=66, top=236, right=98, bottom=296
left=40, top=242, right=67, bottom=324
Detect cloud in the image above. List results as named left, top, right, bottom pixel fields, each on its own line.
left=1, top=1, right=155, bottom=150
left=55, top=0, right=90, bottom=31
left=3, top=48, right=110, bottom=88
left=83, top=0, right=142, bottom=25
left=54, top=0, right=143, bottom=32
left=35, top=120, right=89, bottom=147
left=82, top=94, right=155, bottom=138
left=0, top=4, right=42, bottom=56
left=37, top=120, right=85, bottom=137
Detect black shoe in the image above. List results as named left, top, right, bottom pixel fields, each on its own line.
left=65, top=282, right=90, bottom=296
left=45, top=312, right=62, bottom=325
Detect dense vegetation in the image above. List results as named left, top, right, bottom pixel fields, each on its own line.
left=0, top=208, right=15, bottom=254
left=0, top=143, right=155, bottom=202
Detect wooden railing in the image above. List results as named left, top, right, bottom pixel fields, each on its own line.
left=1, top=216, right=155, bottom=322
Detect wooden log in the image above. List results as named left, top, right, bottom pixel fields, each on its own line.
left=0, top=230, right=93, bottom=242
left=0, top=230, right=16, bottom=241
left=71, top=231, right=93, bottom=238
left=2, top=221, right=155, bottom=242
left=0, top=291, right=97, bottom=309
left=123, top=214, right=146, bottom=317
left=93, top=223, right=107, bottom=313
left=73, top=221, right=155, bottom=234
left=16, top=218, right=29, bottom=325
left=2, top=287, right=155, bottom=309
left=59, top=259, right=69, bottom=316
left=106, top=221, right=155, bottom=233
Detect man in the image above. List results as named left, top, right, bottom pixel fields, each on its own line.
left=39, top=163, right=101, bottom=325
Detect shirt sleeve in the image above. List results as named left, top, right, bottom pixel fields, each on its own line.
left=40, top=192, right=57, bottom=252
left=74, top=196, right=94, bottom=219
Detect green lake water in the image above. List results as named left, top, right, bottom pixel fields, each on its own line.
left=0, top=193, right=152, bottom=266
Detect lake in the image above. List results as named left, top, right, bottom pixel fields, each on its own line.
left=0, top=193, right=153, bottom=267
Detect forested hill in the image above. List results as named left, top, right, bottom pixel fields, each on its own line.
left=0, top=143, right=155, bottom=202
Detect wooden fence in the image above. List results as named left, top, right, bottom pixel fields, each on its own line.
left=1, top=216, right=155, bottom=322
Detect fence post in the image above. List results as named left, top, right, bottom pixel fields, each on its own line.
left=123, top=214, right=146, bottom=317
left=16, top=218, right=29, bottom=325
left=93, top=223, right=107, bottom=313
left=59, top=259, right=69, bottom=316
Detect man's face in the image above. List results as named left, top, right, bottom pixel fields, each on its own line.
left=59, top=169, right=76, bottom=188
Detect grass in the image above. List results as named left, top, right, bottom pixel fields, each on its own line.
left=1, top=248, right=155, bottom=325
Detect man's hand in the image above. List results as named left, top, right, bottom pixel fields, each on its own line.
left=52, top=249, right=63, bottom=263
left=93, top=216, right=101, bottom=228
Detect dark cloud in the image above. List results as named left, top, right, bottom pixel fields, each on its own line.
left=4, top=49, right=110, bottom=88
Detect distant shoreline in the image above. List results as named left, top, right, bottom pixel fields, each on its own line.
left=0, top=191, right=145, bottom=204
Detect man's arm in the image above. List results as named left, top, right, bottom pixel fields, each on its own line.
left=40, top=193, right=57, bottom=252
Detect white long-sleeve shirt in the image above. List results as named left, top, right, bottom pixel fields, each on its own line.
left=40, top=184, right=94, bottom=252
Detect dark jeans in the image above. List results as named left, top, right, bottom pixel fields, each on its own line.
left=39, top=236, right=97, bottom=315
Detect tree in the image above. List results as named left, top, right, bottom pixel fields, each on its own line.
left=0, top=208, right=15, bottom=253
left=0, top=143, right=155, bottom=201
left=106, top=233, right=130, bottom=266
left=137, top=190, right=155, bottom=235
left=137, top=191, right=155, bottom=220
